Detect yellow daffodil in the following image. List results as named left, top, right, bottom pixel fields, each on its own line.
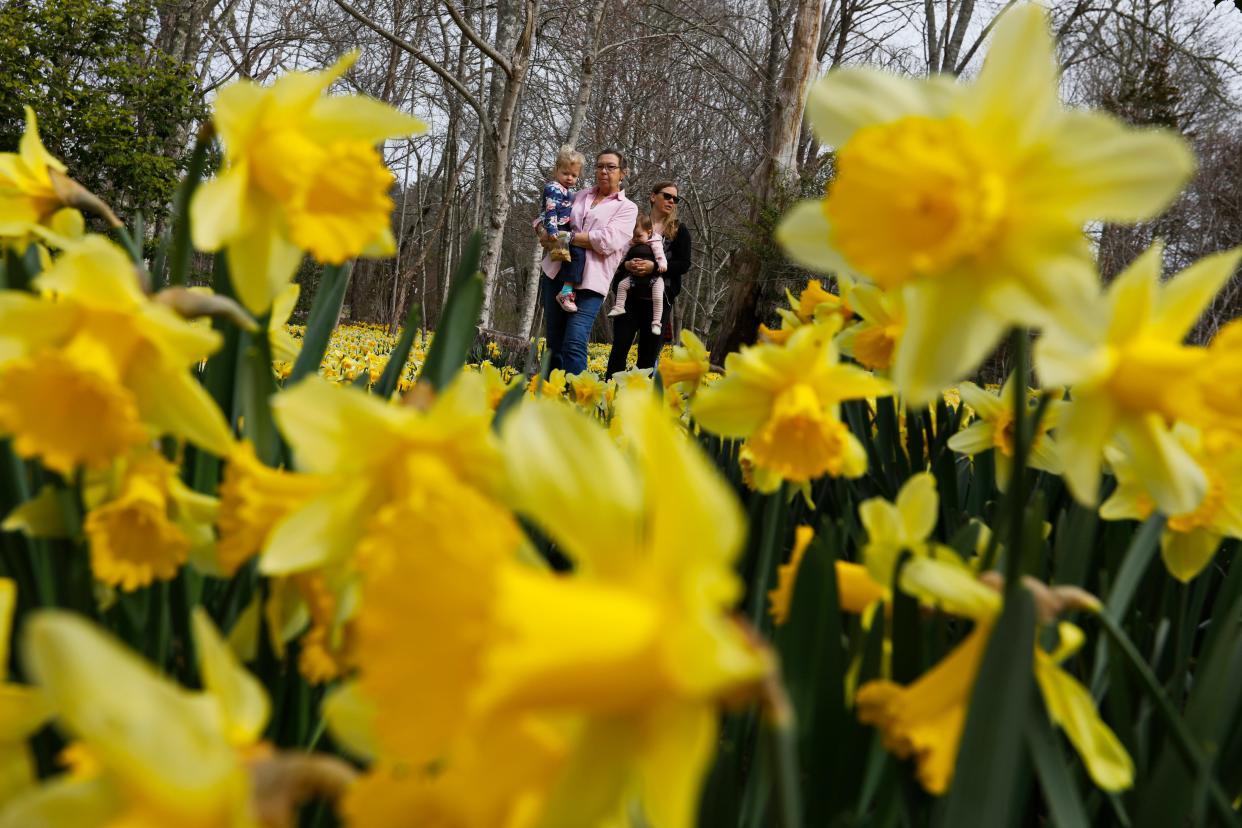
left=6, top=611, right=257, bottom=826
left=694, top=321, right=890, bottom=489
left=82, top=448, right=218, bottom=591
left=259, top=372, right=501, bottom=575
left=0, top=107, right=84, bottom=243
left=0, top=235, right=233, bottom=474
left=1100, top=425, right=1242, bottom=582
left=858, top=472, right=940, bottom=589
left=659, top=329, right=711, bottom=392
left=334, top=390, right=771, bottom=828
left=856, top=556, right=1132, bottom=796
left=568, top=370, right=607, bottom=410
left=789, top=278, right=851, bottom=326
left=836, top=282, right=903, bottom=372
left=948, top=375, right=1062, bottom=490
left=528, top=368, right=568, bottom=399
left=1037, top=243, right=1242, bottom=512
left=191, top=52, right=425, bottom=315
left=500, top=392, right=772, bottom=826
left=777, top=5, right=1194, bottom=404
left=0, top=579, right=53, bottom=805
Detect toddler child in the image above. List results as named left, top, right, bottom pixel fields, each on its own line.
left=542, top=145, right=586, bottom=312
left=607, top=215, right=668, bottom=335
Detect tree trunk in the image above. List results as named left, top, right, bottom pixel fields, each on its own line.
left=477, top=0, right=538, bottom=329
left=710, top=0, right=825, bottom=365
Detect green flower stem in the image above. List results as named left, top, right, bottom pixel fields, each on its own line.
left=746, top=487, right=787, bottom=629
left=1005, top=328, right=1031, bottom=596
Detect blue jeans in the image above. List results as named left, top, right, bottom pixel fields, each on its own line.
left=542, top=279, right=602, bottom=376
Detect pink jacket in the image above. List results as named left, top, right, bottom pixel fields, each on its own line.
left=541, top=187, right=639, bottom=296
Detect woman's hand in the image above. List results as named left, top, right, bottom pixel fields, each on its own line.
left=625, top=259, right=655, bottom=275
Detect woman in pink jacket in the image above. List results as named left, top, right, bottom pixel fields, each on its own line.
left=536, top=148, right=638, bottom=375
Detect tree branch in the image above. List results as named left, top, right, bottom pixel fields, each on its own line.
left=330, top=0, right=488, bottom=124
left=441, top=0, right=514, bottom=77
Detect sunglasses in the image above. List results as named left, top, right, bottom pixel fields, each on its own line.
left=656, top=192, right=681, bottom=204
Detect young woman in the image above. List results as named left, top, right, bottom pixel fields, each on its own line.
left=605, top=180, right=692, bottom=378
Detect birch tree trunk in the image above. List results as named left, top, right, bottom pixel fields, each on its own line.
left=516, top=0, right=606, bottom=337
left=477, top=0, right=537, bottom=329
left=709, top=0, right=825, bottom=364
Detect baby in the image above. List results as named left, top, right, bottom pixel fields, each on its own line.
left=542, top=145, right=586, bottom=312
left=607, top=215, right=668, bottom=335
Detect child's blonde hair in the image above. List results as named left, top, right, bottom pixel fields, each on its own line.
left=633, top=214, right=653, bottom=240
left=553, top=145, right=585, bottom=174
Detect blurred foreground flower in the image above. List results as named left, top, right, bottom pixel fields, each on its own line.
left=191, top=52, right=425, bottom=315
left=1, top=608, right=352, bottom=826
left=0, top=235, right=233, bottom=474
left=332, top=390, right=771, bottom=827
left=778, top=4, right=1194, bottom=403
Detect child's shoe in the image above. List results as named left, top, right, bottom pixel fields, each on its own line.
left=650, top=322, right=662, bottom=336
left=556, top=290, right=578, bottom=312
left=607, top=304, right=625, bottom=317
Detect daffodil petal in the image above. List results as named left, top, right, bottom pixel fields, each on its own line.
left=0, top=775, right=118, bottom=828
left=896, top=472, right=938, bottom=543
left=956, top=381, right=1005, bottom=420
left=636, top=703, right=717, bottom=828
left=322, top=680, right=379, bottom=762
left=962, top=4, right=1060, bottom=149
left=131, top=368, right=234, bottom=458
left=307, top=96, right=427, bottom=143
left=805, top=69, right=947, bottom=148
left=1150, top=247, right=1242, bottom=341
left=894, top=279, right=1006, bottom=407
left=190, top=167, right=248, bottom=251
left=899, top=556, right=1001, bottom=621
left=258, top=484, right=370, bottom=575
left=1105, top=244, right=1161, bottom=343
left=501, top=398, right=643, bottom=578
left=225, top=207, right=304, bottom=316
left=1117, top=415, right=1207, bottom=517
left=191, top=608, right=270, bottom=745
left=1033, top=111, right=1194, bottom=222
left=1160, top=527, right=1220, bottom=583
left=1034, top=653, right=1135, bottom=791
left=774, top=199, right=848, bottom=276
left=1057, top=397, right=1117, bottom=506
left=947, top=421, right=995, bottom=456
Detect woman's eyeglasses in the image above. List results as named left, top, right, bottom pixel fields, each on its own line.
left=594, top=163, right=620, bottom=172
left=657, top=192, right=681, bottom=204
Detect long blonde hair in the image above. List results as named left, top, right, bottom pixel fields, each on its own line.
left=650, top=180, right=680, bottom=241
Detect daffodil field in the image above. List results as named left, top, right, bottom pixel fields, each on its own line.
left=2, top=5, right=1242, bottom=827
